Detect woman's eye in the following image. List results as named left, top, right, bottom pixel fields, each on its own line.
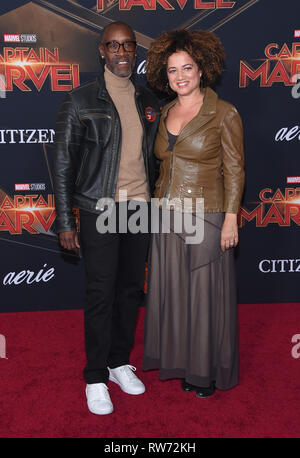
left=185, top=67, right=192, bottom=71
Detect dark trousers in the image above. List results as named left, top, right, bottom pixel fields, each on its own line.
left=79, top=203, right=150, bottom=384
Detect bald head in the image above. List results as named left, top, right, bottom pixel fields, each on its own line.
left=101, top=21, right=136, bottom=43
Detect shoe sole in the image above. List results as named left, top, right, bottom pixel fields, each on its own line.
left=109, top=375, right=145, bottom=395
left=86, top=388, right=114, bottom=415
left=181, top=381, right=198, bottom=392
left=195, top=393, right=214, bottom=398
left=195, top=390, right=215, bottom=399
left=88, top=405, right=114, bottom=415
left=182, top=385, right=198, bottom=392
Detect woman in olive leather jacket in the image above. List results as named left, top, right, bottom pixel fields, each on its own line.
left=143, top=29, right=245, bottom=398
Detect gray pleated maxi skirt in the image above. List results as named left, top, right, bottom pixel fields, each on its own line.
left=143, top=210, right=238, bottom=390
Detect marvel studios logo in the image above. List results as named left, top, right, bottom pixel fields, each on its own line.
left=15, top=183, right=46, bottom=191
left=3, top=34, right=37, bottom=43
left=287, top=176, right=300, bottom=184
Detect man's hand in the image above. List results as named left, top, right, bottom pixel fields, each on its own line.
left=59, top=230, right=80, bottom=253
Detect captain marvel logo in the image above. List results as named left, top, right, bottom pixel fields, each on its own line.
left=145, top=106, right=156, bottom=122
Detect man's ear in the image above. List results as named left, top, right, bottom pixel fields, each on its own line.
left=99, top=44, right=105, bottom=59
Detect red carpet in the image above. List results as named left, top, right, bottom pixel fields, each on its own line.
left=0, top=303, right=299, bottom=438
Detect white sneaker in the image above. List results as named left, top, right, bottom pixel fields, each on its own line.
left=108, top=365, right=145, bottom=395
left=85, top=383, right=113, bottom=415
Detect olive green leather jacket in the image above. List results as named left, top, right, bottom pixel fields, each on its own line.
left=154, top=87, right=245, bottom=214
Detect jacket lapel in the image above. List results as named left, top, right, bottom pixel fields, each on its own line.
left=159, top=98, right=177, bottom=143
left=97, top=75, right=112, bottom=103
left=176, top=87, right=218, bottom=145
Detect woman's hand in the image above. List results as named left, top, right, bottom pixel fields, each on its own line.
left=221, top=213, right=238, bottom=252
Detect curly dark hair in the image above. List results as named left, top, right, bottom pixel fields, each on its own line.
left=146, top=29, right=225, bottom=92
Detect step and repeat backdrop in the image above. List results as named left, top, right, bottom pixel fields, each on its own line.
left=0, top=0, right=299, bottom=312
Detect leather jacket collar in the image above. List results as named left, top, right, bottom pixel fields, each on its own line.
left=160, top=87, right=218, bottom=146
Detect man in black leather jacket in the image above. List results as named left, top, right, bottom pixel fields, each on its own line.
left=53, top=21, right=160, bottom=415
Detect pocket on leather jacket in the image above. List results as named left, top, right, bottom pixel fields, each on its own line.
left=79, top=112, right=111, bottom=120
left=75, top=149, right=89, bottom=186
left=177, top=185, right=204, bottom=213
left=179, top=184, right=204, bottom=198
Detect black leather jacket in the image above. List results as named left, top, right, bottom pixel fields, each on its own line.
left=53, top=76, right=160, bottom=233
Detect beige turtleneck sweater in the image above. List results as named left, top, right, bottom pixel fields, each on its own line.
left=104, top=66, right=149, bottom=202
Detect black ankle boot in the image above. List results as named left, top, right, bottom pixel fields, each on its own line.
left=181, top=379, right=199, bottom=392
left=196, top=382, right=215, bottom=398
left=181, top=379, right=216, bottom=397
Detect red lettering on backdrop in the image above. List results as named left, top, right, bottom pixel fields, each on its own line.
left=26, top=48, right=40, bottom=63
left=265, top=43, right=279, bottom=58
left=261, top=204, right=286, bottom=227
left=259, top=189, right=272, bottom=202
left=72, top=64, right=80, bottom=88
left=272, top=189, right=285, bottom=202
left=99, top=0, right=236, bottom=10
left=34, top=211, right=56, bottom=232
left=216, top=0, right=235, bottom=6
left=194, top=0, right=215, bottom=7
left=238, top=206, right=264, bottom=227
left=176, top=0, right=188, bottom=8
left=0, top=196, right=14, bottom=210
left=266, top=61, right=291, bottom=87
left=0, top=194, right=56, bottom=235
left=241, top=42, right=300, bottom=87
left=1, top=48, right=79, bottom=91
left=24, top=65, right=51, bottom=91
left=277, top=43, right=291, bottom=59
left=194, top=0, right=235, bottom=8
left=51, top=65, right=73, bottom=91
left=239, top=61, right=269, bottom=87
left=5, top=66, right=31, bottom=91
left=18, top=212, right=37, bottom=234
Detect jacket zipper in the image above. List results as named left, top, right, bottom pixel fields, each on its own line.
left=79, top=111, right=114, bottom=204
left=105, top=108, right=121, bottom=200
left=164, top=149, right=174, bottom=199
